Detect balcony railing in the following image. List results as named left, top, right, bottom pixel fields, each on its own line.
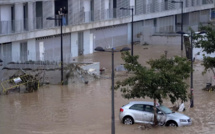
left=0, top=0, right=213, bottom=36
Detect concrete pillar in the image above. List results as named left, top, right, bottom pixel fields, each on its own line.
left=130, top=0, right=135, bottom=14
left=27, top=39, right=36, bottom=61
left=43, top=1, right=55, bottom=28
left=12, top=42, right=20, bottom=62
left=83, top=30, right=92, bottom=55
left=104, top=0, right=109, bottom=19
left=15, top=3, right=24, bottom=32
left=28, top=2, right=34, bottom=31
left=71, top=32, right=78, bottom=57
left=84, top=0, right=91, bottom=22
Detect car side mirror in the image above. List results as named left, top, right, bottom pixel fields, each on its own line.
left=158, top=111, right=163, bottom=115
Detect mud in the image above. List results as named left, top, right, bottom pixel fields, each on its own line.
left=0, top=44, right=214, bottom=134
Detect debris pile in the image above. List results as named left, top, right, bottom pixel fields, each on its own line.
left=65, top=63, right=99, bottom=84
left=0, top=70, right=42, bottom=95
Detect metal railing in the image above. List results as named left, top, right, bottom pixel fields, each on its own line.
left=0, top=0, right=213, bottom=36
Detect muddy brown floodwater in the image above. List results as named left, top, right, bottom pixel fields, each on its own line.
left=0, top=45, right=215, bottom=134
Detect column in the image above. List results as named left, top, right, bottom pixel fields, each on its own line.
left=130, top=0, right=135, bottom=14
left=104, top=0, right=109, bottom=19
left=84, top=0, right=91, bottom=22
left=15, top=3, right=24, bottom=32
left=28, top=2, right=34, bottom=31
left=83, top=30, right=91, bottom=55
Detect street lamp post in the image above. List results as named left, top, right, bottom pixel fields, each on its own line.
left=120, top=7, right=134, bottom=56
left=47, top=16, right=64, bottom=85
left=94, top=46, right=130, bottom=134
left=171, top=0, right=184, bottom=57
left=0, top=59, right=3, bottom=66
left=177, top=31, right=205, bottom=108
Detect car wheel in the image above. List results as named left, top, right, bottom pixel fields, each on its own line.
left=167, top=121, right=177, bottom=127
left=123, top=116, right=134, bottom=125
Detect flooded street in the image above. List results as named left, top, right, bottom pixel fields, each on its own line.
left=0, top=44, right=215, bottom=134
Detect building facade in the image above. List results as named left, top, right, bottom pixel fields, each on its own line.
left=0, top=0, right=214, bottom=64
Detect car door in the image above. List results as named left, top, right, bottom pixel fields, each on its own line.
left=142, top=105, right=154, bottom=124
left=157, top=109, right=166, bottom=125
left=129, top=104, right=144, bottom=123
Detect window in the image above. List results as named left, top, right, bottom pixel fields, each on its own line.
left=144, top=105, right=154, bottom=113
left=129, top=104, right=144, bottom=111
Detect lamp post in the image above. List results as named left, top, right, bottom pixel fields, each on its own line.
left=0, top=59, right=3, bottom=66
left=171, top=0, right=184, bottom=57
left=47, top=16, right=64, bottom=85
left=177, top=31, right=205, bottom=108
left=94, top=46, right=130, bottom=134
left=120, top=7, right=134, bottom=56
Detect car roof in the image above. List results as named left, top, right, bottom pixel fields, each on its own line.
left=128, top=101, right=154, bottom=105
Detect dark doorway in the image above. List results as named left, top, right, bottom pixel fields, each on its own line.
left=20, top=42, right=28, bottom=62
left=23, top=3, right=28, bottom=30
left=90, top=0, right=94, bottom=21
left=113, top=0, right=117, bottom=18
left=36, top=1, right=43, bottom=29
left=55, top=0, right=68, bottom=15
left=78, top=32, right=84, bottom=56
left=11, top=5, right=15, bottom=32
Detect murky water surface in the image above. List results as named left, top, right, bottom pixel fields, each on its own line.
left=1, top=45, right=215, bottom=134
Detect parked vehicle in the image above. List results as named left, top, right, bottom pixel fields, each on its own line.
left=119, top=101, right=192, bottom=127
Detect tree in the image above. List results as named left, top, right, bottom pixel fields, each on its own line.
left=194, top=24, right=215, bottom=82
left=115, top=52, right=191, bottom=125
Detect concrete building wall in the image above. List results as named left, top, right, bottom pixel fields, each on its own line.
left=27, top=39, right=36, bottom=61
left=35, top=34, right=71, bottom=62
left=133, top=21, right=144, bottom=42
left=157, top=16, right=175, bottom=33
left=83, top=30, right=91, bottom=55
left=43, top=1, right=55, bottom=28
left=15, top=3, right=24, bottom=32
left=0, top=5, right=12, bottom=34
left=12, top=42, right=20, bottom=62
left=143, top=35, right=181, bottom=46
left=0, top=5, right=11, bottom=21
left=200, top=9, right=210, bottom=23
left=92, top=24, right=128, bottom=49
left=117, top=0, right=130, bottom=17
left=71, top=32, right=78, bottom=57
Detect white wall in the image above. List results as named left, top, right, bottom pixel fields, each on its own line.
left=12, top=42, right=20, bottom=62
left=27, top=39, right=36, bottom=61
left=71, top=32, right=78, bottom=57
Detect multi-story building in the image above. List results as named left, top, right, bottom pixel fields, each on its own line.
left=0, top=0, right=214, bottom=65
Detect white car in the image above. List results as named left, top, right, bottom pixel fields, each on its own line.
left=119, top=101, right=192, bottom=127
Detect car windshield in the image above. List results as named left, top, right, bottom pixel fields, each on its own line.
left=159, top=105, right=173, bottom=114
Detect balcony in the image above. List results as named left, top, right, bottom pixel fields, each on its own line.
left=0, top=0, right=213, bottom=36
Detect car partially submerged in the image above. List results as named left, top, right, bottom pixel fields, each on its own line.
left=119, top=101, right=192, bottom=127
